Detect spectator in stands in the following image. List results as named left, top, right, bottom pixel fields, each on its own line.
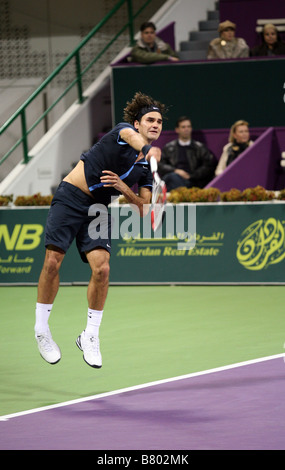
left=215, top=120, right=253, bottom=176
left=129, top=21, right=179, bottom=64
left=207, top=20, right=249, bottom=59
left=158, top=116, right=216, bottom=190
left=251, top=23, right=285, bottom=57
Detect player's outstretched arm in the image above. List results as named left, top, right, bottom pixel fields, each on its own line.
left=120, top=127, right=147, bottom=152
left=120, top=127, right=161, bottom=163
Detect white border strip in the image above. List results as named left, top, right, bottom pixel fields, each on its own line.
left=1, top=354, right=284, bottom=422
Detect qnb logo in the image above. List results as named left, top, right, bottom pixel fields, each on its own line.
left=236, top=218, right=285, bottom=270
left=0, top=224, right=43, bottom=250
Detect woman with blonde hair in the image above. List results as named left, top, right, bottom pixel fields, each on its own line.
left=215, top=120, right=253, bottom=175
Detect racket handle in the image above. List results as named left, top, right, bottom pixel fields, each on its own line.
left=150, top=156, right=158, bottom=173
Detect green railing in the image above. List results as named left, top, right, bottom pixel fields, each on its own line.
left=0, top=0, right=151, bottom=167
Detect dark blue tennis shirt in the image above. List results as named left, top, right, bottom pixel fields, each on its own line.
left=80, top=122, right=153, bottom=205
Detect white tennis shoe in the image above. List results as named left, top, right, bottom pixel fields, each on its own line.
left=76, top=331, right=102, bottom=368
left=35, top=328, right=61, bottom=364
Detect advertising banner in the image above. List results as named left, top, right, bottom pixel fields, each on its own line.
left=0, top=208, right=91, bottom=284
left=0, top=203, right=285, bottom=285
left=109, top=203, right=285, bottom=284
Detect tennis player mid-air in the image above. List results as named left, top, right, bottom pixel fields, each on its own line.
left=34, top=92, right=167, bottom=368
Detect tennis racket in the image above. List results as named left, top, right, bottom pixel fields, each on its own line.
left=150, top=156, right=167, bottom=231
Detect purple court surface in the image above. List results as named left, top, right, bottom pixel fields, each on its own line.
left=1, top=356, right=285, bottom=450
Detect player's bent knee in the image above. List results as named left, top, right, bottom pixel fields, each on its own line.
left=44, top=249, right=64, bottom=276
left=92, top=261, right=110, bottom=283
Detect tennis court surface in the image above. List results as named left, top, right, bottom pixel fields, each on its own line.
left=1, top=355, right=285, bottom=450
left=1, top=285, right=285, bottom=450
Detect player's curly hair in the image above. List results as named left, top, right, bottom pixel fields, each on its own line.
left=123, top=91, right=167, bottom=124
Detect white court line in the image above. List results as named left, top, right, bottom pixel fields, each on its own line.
left=1, top=353, right=284, bottom=422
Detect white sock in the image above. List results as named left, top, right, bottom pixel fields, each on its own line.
left=85, top=309, right=103, bottom=337
left=35, top=302, right=53, bottom=335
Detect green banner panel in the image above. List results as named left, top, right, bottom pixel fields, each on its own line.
left=110, top=203, right=285, bottom=284
left=1, top=203, right=285, bottom=285
left=112, top=59, right=285, bottom=130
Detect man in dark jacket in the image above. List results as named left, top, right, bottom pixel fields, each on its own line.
left=158, top=116, right=216, bottom=190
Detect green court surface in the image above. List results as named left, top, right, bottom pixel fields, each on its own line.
left=0, top=285, right=284, bottom=417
